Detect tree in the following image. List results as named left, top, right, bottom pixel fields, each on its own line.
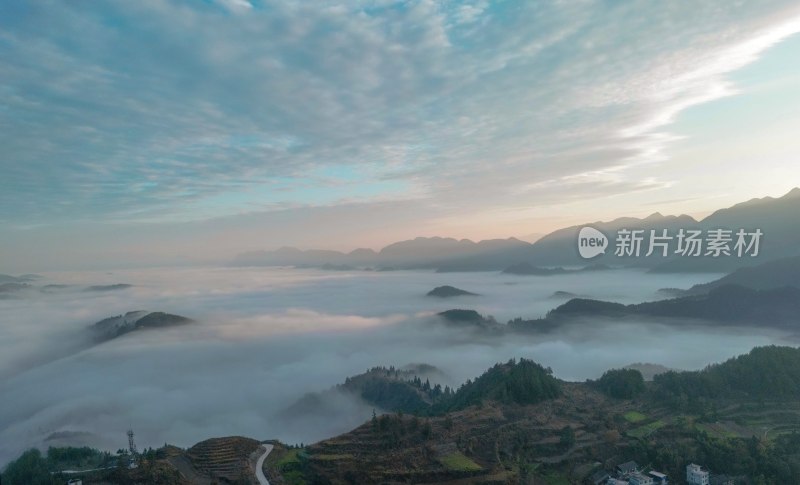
left=1, top=449, right=55, bottom=485
left=593, top=369, right=645, bottom=399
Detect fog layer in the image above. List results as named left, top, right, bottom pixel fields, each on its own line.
left=0, top=267, right=788, bottom=465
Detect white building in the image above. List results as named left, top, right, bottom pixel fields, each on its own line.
left=648, top=470, right=668, bottom=484
left=629, top=471, right=655, bottom=485
left=686, top=463, right=709, bottom=485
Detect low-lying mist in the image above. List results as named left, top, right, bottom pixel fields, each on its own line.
left=0, top=266, right=789, bottom=465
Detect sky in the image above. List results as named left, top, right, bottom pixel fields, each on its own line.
left=2, top=0, right=800, bottom=271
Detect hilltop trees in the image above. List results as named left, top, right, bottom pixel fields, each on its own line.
left=1, top=449, right=54, bottom=485
left=592, top=368, right=646, bottom=399
left=339, top=366, right=454, bottom=414
left=654, top=346, right=800, bottom=401
left=436, top=358, right=561, bottom=413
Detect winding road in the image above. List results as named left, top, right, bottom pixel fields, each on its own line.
left=255, top=444, right=274, bottom=485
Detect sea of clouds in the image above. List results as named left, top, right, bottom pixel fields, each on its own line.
left=0, top=266, right=788, bottom=465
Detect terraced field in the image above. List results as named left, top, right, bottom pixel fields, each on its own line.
left=182, top=436, right=262, bottom=483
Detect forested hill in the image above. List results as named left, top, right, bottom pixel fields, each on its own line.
left=654, top=345, right=800, bottom=400
left=285, top=359, right=562, bottom=419
left=434, top=358, right=561, bottom=413
left=8, top=347, right=800, bottom=484
left=282, top=364, right=452, bottom=417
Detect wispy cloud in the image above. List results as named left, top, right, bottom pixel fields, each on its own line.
left=1, top=0, right=799, bottom=259
left=217, top=0, right=253, bottom=12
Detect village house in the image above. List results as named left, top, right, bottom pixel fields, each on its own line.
left=686, top=463, right=710, bottom=485
left=648, top=470, right=668, bottom=484
left=616, top=461, right=639, bottom=476
left=628, top=471, right=655, bottom=485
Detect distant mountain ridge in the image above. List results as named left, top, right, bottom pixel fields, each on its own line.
left=502, top=262, right=610, bottom=275
left=231, top=188, right=800, bottom=272
left=676, top=255, right=800, bottom=296
left=233, top=236, right=534, bottom=271
left=513, top=284, right=800, bottom=330
left=0, top=280, right=134, bottom=297
left=432, top=282, right=800, bottom=335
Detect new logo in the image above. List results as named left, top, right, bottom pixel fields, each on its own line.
left=577, top=227, right=608, bottom=259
